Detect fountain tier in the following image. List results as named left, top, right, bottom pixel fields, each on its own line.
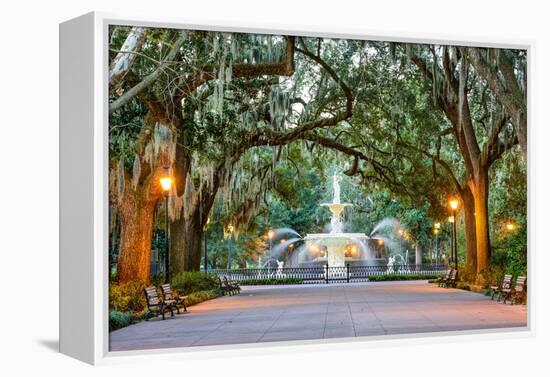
left=299, top=173, right=371, bottom=268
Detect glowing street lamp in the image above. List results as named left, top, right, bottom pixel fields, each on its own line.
left=449, top=199, right=459, bottom=211
left=448, top=198, right=460, bottom=270
left=310, top=244, right=319, bottom=256
left=226, top=224, right=234, bottom=270
left=160, top=166, right=172, bottom=283
left=160, top=176, right=173, bottom=192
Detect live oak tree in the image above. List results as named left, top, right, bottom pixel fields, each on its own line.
left=308, top=42, right=523, bottom=277
left=109, top=27, right=526, bottom=283
left=109, top=29, right=357, bottom=282
left=405, top=45, right=520, bottom=276
left=464, top=48, right=527, bottom=162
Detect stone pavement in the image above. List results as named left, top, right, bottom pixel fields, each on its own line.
left=109, top=281, right=527, bottom=351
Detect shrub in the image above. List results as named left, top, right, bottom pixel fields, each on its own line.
left=108, top=289, right=221, bottom=332
left=368, top=274, right=442, bottom=282
left=457, top=282, right=471, bottom=291
left=239, top=278, right=304, bottom=285
left=109, top=310, right=135, bottom=331
left=109, top=280, right=147, bottom=312
left=186, top=289, right=222, bottom=306
left=171, top=271, right=219, bottom=294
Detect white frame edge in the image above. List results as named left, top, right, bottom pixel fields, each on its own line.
left=59, top=11, right=535, bottom=365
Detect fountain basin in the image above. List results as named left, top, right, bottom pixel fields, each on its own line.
left=303, top=233, right=369, bottom=267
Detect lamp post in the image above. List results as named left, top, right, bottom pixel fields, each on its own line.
left=203, top=217, right=210, bottom=272
left=434, top=222, right=441, bottom=269
left=448, top=216, right=454, bottom=267
left=226, top=224, right=234, bottom=270
left=449, top=198, right=459, bottom=270
left=159, top=166, right=173, bottom=283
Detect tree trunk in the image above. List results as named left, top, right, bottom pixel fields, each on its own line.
left=462, top=185, right=477, bottom=274
left=170, top=214, right=203, bottom=273
left=169, top=217, right=185, bottom=274
left=117, top=187, right=157, bottom=283
left=415, top=243, right=422, bottom=265
left=470, top=168, right=491, bottom=273
left=168, top=133, right=208, bottom=273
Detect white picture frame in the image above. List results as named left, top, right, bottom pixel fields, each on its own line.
left=59, top=11, right=534, bottom=365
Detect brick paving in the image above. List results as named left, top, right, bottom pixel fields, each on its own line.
left=109, top=281, right=527, bottom=351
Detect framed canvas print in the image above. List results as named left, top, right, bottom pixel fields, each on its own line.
left=60, top=12, right=532, bottom=365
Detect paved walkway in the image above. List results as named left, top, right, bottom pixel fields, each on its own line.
left=110, top=281, right=527, bottom=351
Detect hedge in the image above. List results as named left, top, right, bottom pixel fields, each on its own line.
left=239, top=278, right=304, bottom=285
left=368, top=274, right=442, bottom=282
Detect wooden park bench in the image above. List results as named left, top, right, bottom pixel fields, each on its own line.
left=439, top=268, right=458, bottom=288
left=217, top=275, right=240, bottom=295
left=218, top=276, right=235, bottom=296
left=503, top=276, right=527, bottom=305
left=143, top=286, right=175, bottom=320
left=489, top=274, right=512, bottom=301
left=441, top=269, right=458, bottom=288
left=223, top=275, right=241, bottom=295
left=160, top=283, right=188, bottom=314
left=437, top=269, right=452, bottom=287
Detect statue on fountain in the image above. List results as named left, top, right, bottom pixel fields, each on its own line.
left=276, top=260, right=285, bottom=278
left=386, top=256, right=395, bottom=274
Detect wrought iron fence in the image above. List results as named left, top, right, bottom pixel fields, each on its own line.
left=208, top=264, right=448, bottom=284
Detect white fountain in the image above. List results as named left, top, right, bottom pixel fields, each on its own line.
left=301, top=174, right=370, bottom=267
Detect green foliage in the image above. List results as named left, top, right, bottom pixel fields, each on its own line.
left=185, top=289, right=222, bottom=305
left=109, top=289, right=221, bottom=331
left=239, top=278, right=304, bottom=285
left=506, top=222, right=527, bottom=276
left=109, top=310, right=155, bottom=331
left=109, top=280, right=147, bottom=312
left=368, top=274, right=442, bottom=281
left=456, top=282, right=471, bottom=291
left=484, top=219, right=527, bottom=286
left=171, top=271, right=219, bottom=293
left=108, top=27, right=527, bottom=280
left=109, top=311, right=135, bottom=332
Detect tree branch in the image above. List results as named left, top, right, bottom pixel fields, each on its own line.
left=295, top=38, right=354, bottom=116
left=109, top=32, right=187, bottom=113
left=109, top=27, right=148, bottom=90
